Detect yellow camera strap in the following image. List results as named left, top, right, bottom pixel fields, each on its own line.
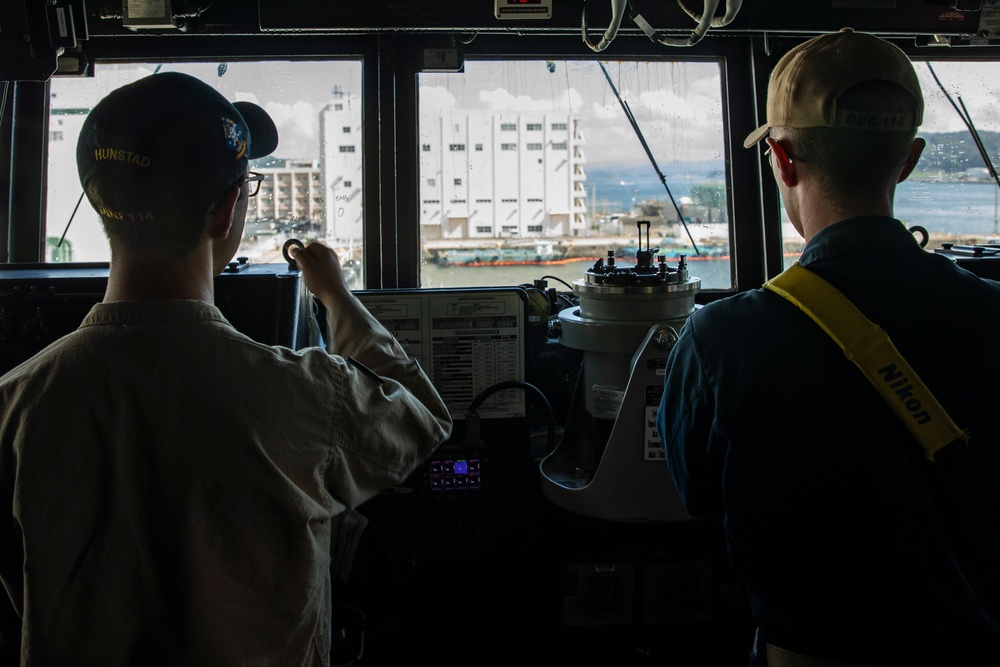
left=764, top=263, right=968, bottom=461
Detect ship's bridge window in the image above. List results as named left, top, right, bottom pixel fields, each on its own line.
left=778, top=59, right=1000, bottom=269
left=46, top=60, right=363, bottom=276
left=418, top=60, right=730, bottom=289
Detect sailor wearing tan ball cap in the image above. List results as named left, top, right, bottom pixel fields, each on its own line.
left=657, top=28, right=1000, bottom=667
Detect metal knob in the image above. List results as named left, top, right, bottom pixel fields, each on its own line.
left=654, top=327, right=679, bottom=351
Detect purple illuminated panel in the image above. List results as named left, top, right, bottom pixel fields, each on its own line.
left=429, top=457, right=482, bottom=491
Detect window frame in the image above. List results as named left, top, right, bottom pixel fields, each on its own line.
left=5, top=32, right=768, bottom=297
left=405, top=34, right=762, bottom=294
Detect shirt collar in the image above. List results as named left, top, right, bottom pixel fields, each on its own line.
left=799, top=216, right=924, bottom=266
left=81, top=300, right=231, bottom=328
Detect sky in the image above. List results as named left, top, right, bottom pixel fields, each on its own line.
left=46, top=56, right=1000, bottom=262
left=50, top=60, right=363, bottom=162
left=419, top=60, right=726, bottom=164
left=914, top=60, right=1000, bottom=134
left=51, top=57, right=1000, bottom=166
left=52, top=59, right=728, bottom=165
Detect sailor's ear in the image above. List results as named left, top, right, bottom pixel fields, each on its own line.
left=767, top=137, right=798, bottom=188
left=206, top=185, right=240, bottom=240
left=898, top=138, right=926, bottom=184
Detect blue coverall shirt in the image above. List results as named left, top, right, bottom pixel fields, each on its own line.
left=656, top=216, right=1000, bottom=665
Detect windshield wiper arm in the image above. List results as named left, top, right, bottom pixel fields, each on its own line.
left=926, top=62, right=1000, bottom=194
left=599, top=61, right=701, bottom=255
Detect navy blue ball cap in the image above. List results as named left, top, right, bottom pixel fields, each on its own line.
left=77, top=71, right=279, bottom=222
left=232, top=100, right=279, bottom=160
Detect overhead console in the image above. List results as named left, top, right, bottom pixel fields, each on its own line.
left=3, top=0, right=995, bottom=84
left=254, top=0, right=987, bottom=39
left=5, top=1, right=993, bottom=43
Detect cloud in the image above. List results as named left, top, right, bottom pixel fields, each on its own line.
left=265, top=100, right=318, bottom=158
left=421, top=86, right=458, bottom=111
left=479, top=87, right=551, bottom=111
left=419, top=61, right=729, bottom=162
left=916, top=62, right=1000, bottom=133
left=560, top=88, right=586, bottom=112
left=582, top=83, right=723, bottom=162
left=234, top=91, right=261, bottom=106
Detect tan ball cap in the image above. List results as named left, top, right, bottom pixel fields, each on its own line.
left=744, top=28, right=923, bottom=149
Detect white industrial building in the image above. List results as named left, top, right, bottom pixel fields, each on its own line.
left=48, top=89, right=589, bottom=262
left=318, top=91, right=364, bottom=244
left=418, top=113, right=589, bottom=241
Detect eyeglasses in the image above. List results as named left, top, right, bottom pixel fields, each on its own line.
left=243, top=171, right=267, bottom=197
left=763, top=142, right=800, bottom=167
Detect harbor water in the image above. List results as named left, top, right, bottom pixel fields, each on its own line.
left=421, top=255, right=735, bottom=291
left=421, top=180, right=1000, bottom=292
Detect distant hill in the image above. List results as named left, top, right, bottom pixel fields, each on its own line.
left=913, top=130, right=999, bottom=175
left=585, top=132, right=997, bottom=186
left=584, top=133, right=999, bottom=213
left=587, top=132, right=998, bottom=179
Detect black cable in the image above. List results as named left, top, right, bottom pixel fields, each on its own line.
left=466, top=380, right=558, bottom=455
left=535, top=276, right=578, bottom=308
left=540, top=274, right=575, bottom=291
left=556, top=293, right=577, bottom=308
